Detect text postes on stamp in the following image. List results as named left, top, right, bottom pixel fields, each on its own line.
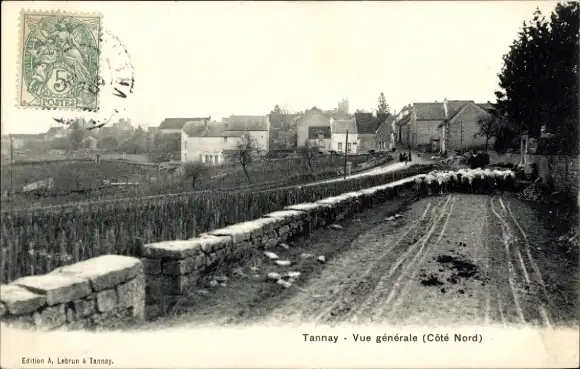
left=19, top=10, right=102, bottom=111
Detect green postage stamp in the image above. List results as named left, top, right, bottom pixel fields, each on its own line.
left=18, top=10, right=102, bottom=111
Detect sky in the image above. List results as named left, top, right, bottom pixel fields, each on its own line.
left=1, top=1, right=559, bottom=134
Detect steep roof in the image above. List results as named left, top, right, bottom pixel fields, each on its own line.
left=395, top=114, right=411, bottom=126
left=183, top=121, right=243, bottom=137
left=183, top=117, right=267, bottom=138
left=413, top=103, right=446, bottom=120
left=46, top=126, right=65, bottom=135
left=332, top=118, right=357, bottom=134
left=438, top=101, right=494, bottom=128
left=304, top=106, right=351, bottom=120
left=160, top=117, right=210, bottom=130
left=226, top=115, right=269, bottom=131
left=412, top=100, right=480, bottom=121
left=445, top=100, right=470, bottom=119
left=308, top=126, right=331, bottom=139
left=377, top=115, right=395, bottom=133
left=355, top=112, right=385, bottom=134
left=476, top=102, right=494, bottom=112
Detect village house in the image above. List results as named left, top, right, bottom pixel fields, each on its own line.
left=295, top=102, right=352, bottom=149
left=437, top=101, right=494, bottom=154
left=330, top=117, right=358, bottom=154
left=8, top=133, right=45, bottom=149
left=181, top=115, right=269, bottom=165
left=307, top=126, right=331, bottom=154
left=354, top=111, right=392, bottom=153
left=375, top=114, right=396, bottom=152
left=394, top=106, right=412, bottom=146
left=394, top=99, right=493, bottom=152
left=44, top=126, right=67, bottom=141
left=160, top=117, right=211, bottom=134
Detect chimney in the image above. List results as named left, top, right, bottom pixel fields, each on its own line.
left=443, top=98, right=449, bottom=119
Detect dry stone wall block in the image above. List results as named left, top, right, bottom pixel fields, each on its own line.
left=33, top=304, right=66, bottom=329
left=0, top=284, right=46, bottom=315
left=51, top=255, right=142, bottom=292
left=142, top=259, right=162, bottom=275
left=73, top=297, right=95, bottom=319
left=1, top=255, right=145, bottom=330
left=117, top=275, right=146, bottom=309
left=96, top=289, right=118, bottom=313
left=142, top=240, right=202, bottom=260
left=163, top=256, right=197, bottom=275
left=14, top=274, right=91, bottom=306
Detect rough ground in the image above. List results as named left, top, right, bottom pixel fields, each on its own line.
left=142, top=191, right=579, bottom=329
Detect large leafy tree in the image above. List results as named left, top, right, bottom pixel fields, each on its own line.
left=494, top=2, right=579, bottom=153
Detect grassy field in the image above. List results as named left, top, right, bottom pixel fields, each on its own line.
left=0, top=164, right=431, bottom=283
left=0, top=153, right=389, bottom=208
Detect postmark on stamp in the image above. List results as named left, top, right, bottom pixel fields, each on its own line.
left=18, top=10, right=102, bottom=111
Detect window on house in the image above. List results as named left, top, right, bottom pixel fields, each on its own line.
left=205, top=155, right=209, bottom=163
left=338, top=142, right=343, bottom=151
left=347, top=142, right=352, bottom=152
left=224, top=137, right=227, bottom=142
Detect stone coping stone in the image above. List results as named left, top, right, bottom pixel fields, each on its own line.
left=263, top=210, right=306, bottom=221
left=0, top=284, right=46, bottom=315
left=342, top=191, right=364, bottom=199
left=142, top=240, right=203, bottom=260
left=317, top=196, right=350, bottom=205
left=359, top=188, right=380, bottom=195
left=284, top=203, right=325, bottom=212
left=51, top=255, right=143, bottom=292
left=253, top=217, right=288, bottom=233
left=209, top=219, right=267, bottom=242
left=194, top=234, right=233, bottom=253
left=13, top=274, right=92, bottom=306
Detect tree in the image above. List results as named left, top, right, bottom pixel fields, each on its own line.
left=69, top=120, right=85, bottom=150
left=182, top=162, right=209, bottom=191
left=494, top=2, right=579, bottom=153
left=234, top=133, right=259, bottom=183
left=474, top=115, right=498, bottom=152
left=303, top=140, right=319, bottom=179
left=377, top=93, right=390, bottom=115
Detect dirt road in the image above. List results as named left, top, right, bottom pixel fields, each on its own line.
left=145, top=192, right=578, bottom=329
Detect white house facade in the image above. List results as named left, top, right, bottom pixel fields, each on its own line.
left=330, top=117, right=358, bottom=154
left=181, top=115, right=270, bottom=165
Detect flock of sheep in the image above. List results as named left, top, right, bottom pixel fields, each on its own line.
left=414, top=168, right=517, bottom=195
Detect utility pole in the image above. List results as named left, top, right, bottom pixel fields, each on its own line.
left=344, top=130, right=348, bottom=179
left=460, top=121, right=465, bottom=154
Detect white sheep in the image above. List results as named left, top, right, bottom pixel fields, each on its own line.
left=414, top=175, right=426, bottom=192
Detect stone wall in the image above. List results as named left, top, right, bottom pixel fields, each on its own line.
left=489, top=152, right=579, bottom=194
left=142, top=176, right=417, bottom=318
left=0, top=255, right=145, bottom=330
